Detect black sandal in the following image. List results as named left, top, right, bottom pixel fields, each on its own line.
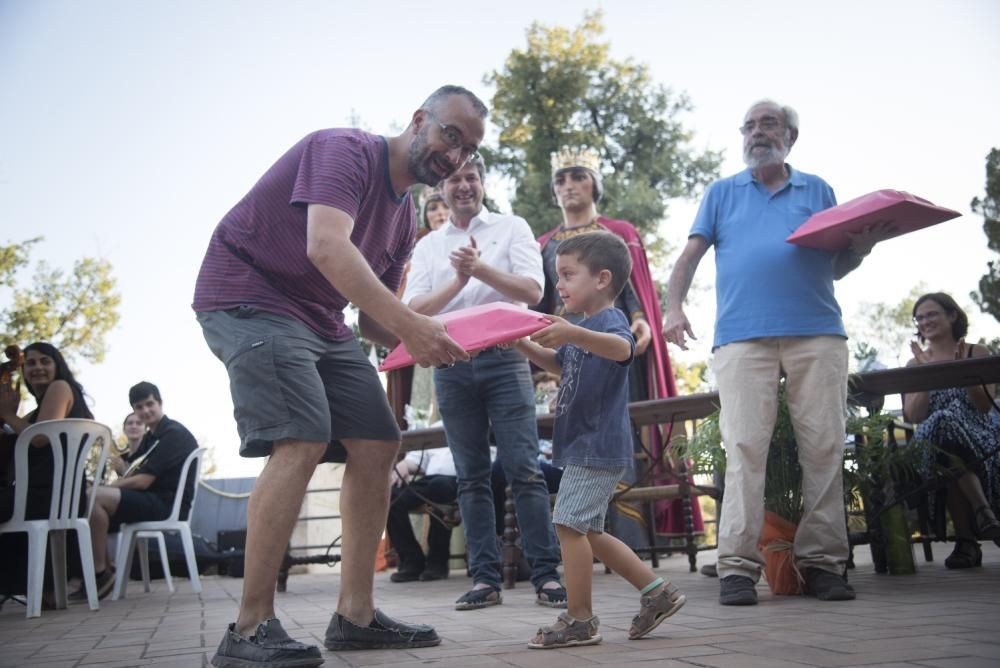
left=973, top=506, right=1000, bottom=545
left=455, top=585, right=502, bottom=610
left=944, top=539, right=982, bottom=569
left=536, top=583, right=568, bottom=608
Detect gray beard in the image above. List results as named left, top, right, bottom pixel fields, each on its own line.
left=744, top=146, right=787, bottom=169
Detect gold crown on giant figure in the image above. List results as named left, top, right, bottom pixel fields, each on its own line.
left=550, top=146, right=601, bottom=174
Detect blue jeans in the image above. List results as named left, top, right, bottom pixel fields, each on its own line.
left=434, top=348, right=561, bottom=590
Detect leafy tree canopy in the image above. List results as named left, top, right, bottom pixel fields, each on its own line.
left=1, top=237, right=121, bottom=364
left=971, top=148, right=1000, bottom=322
left=485, top=10, right=722, bottom=237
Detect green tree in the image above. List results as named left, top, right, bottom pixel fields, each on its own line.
left=847, top=284, right=927, bottom=367
left=672, top=358, right=709, bottom=395
left=485, top=11, right=722, bottom=237
left=971, top=148, right=1000, bottom=322
left=1, top=237, right=121, bottom=363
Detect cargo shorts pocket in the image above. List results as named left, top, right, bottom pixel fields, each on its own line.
left=225, top=336, right=291, bottom=433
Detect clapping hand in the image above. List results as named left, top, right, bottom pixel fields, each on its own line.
left=910, top=340, right=933, bottom=365
left=0, top=379, right=20, bottom=419
left=450, top=236, right=481, bottom=279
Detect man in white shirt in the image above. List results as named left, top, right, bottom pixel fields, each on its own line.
left=402, top=157, right=565, bottom=610
left=387, top=447, right=458, bottom=583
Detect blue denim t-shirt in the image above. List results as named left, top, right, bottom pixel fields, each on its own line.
left=552, top=307, right=635, bottom=468
left=690, top=166, right=846, bottom=349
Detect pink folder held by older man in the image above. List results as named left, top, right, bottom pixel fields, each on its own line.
left=786, top=189, right=961, bottom=251
left=378, top=302, right=552, bottom=372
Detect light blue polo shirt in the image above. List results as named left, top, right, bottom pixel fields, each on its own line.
left=690, top=165, right=846, bottom=349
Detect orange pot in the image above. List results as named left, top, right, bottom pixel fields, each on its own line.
left=758, top=511, right=801, bottom=595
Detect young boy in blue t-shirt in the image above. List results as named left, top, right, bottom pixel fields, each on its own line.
left=514, top=231, right=685, bottom=649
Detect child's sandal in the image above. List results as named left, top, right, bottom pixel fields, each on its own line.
left=528, top=612, right=601, bottom=649
left=629, top=582, right=686, bottom=640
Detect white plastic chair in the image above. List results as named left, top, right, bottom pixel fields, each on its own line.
left=0, top=419, right=112, bottom=618
left=112, top=447, right=205, bottom=599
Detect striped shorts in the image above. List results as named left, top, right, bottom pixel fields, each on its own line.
left=551, top=464, right=628, bottom=535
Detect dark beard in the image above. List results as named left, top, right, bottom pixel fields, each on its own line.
left=408, top=129, right=447, bottom=186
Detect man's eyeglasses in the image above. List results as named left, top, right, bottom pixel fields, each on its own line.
left=739, top=117, right=783, bottom=136
left=429, top=113, right=480, bottom=163
left=913, top=310, right=944, bottom=324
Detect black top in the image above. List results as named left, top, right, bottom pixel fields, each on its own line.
left=26, top=384, right=93, bottom=494
left=129, top=415, right=198, bottom=518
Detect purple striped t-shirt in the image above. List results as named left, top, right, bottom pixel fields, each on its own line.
left=192, top=129, right=416, bottom=341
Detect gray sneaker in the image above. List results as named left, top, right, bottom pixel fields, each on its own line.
left=211, top=618, right=323, bottom=667
left=719, top=575, right=758, bottom=606
left=324, top=609, right=440, bottom=650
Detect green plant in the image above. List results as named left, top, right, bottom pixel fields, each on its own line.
left=843, top=411, right=933, bottom=515
left=671, top=381, right=803, bottom=523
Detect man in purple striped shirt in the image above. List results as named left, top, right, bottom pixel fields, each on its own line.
left=193, top=85, right=487, bottom=667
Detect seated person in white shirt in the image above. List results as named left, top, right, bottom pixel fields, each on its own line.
left=387, top=447, right=458, bottom=582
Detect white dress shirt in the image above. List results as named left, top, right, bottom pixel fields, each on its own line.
left=404, top=447, right=457, bottom=477
left=401, top=209, right=544, bottom=314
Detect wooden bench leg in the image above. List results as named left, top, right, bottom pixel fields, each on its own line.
left=679, top=461, right=697, bottom=572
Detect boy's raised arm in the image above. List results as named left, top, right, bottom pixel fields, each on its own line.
left=513, top=337, right=561, bottom=374
left=529, top=314, right=631, bottom=363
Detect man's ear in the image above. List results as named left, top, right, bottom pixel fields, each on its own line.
left=788, top=127, right=799, bottom=147
left=410, top=108, right=427, bottom=133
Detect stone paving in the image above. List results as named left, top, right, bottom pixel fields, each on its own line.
left=1, top=544, right=999, bottom=668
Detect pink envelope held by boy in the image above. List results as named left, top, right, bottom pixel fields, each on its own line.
left=379, top=302, right=552, bottom=372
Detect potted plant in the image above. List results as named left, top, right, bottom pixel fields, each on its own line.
left=843, top=411, right=933, bottom=575
left=673, top=381, right=804, bottom=594
left=673, top=380, right=928, bottom=591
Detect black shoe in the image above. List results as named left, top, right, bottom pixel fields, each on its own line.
left=389, top=569, right=422, bottom=583
left=68, top=567, right=116, bottom=603
left=418, top=567, right=449, bottom=581
left=455, top=585, right=502, bottom=610
left=802, top=568, right=856, bottom=601
left=719, top=575, right=758, bottom=606
left=211, top=619, right=323, bottom=668
left=700, top=563, right=718, bottom=578
left=324, top=609, right=440, bottom=650
left=944, top=539, right=982, bottom=569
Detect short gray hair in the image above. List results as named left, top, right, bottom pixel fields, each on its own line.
left=421, top=85, right=489, bottom=119
left=746, top=98, right=799, bottom=131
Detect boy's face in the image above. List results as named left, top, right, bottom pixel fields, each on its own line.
left=132, top=394, right=164, bottom=428
left=555, top=252, right=611, bottom=314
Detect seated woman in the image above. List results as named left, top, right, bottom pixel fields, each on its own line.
left=904, top=293, right=1000, bottom=568
left=0, top=341, right=94, bottom=599
left=109, top=412, right=146, bottom=477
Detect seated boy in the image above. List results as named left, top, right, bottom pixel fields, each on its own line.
left=514, top=231, right=685, bottom=648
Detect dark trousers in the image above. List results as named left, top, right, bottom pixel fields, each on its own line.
left=386, top=475, right=458, bottom=572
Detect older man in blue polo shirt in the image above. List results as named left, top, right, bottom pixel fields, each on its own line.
left=663, top=99, right=889, bottom=606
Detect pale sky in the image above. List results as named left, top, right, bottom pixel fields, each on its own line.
left=2, top=0, right=999, bottom=477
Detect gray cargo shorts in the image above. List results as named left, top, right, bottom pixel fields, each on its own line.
left=196, top=306, right=401, bottom=463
